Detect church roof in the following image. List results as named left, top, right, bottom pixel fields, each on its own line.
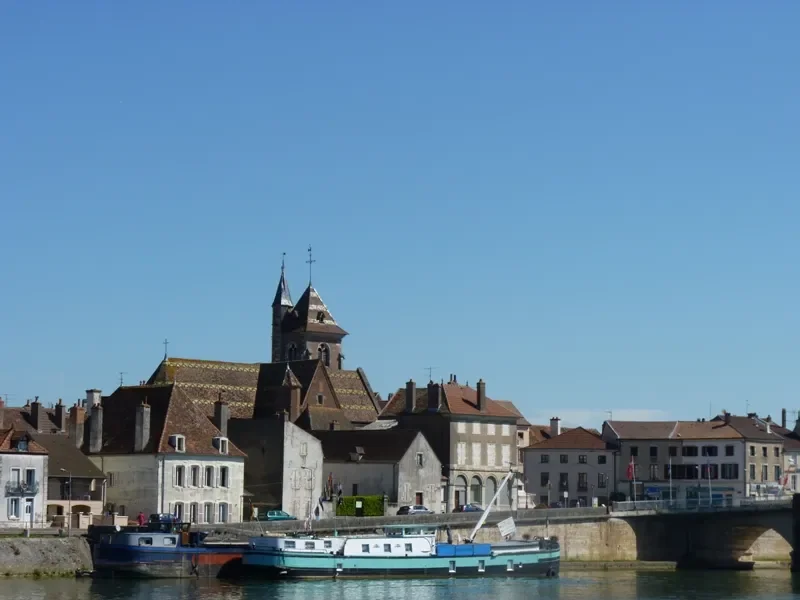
left=272, top=268, right=293, bottom=308
left=281, top=285, right=348, bottom=336
left=327, top=369, right=381, bottom=424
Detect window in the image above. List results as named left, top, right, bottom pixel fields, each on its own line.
left=405, top=543, right=412, bottom=552
left=540, top=472, right=550, bottom=487
left=775, top=447, right=781, bottom=458
left=630, top=446, right=638, bottom=457
left=191, top=466, right=200, bottom=487
left=218, top=503, right=229, bottom=523
left=190, top=503, right=199, bottom=524
left=577, top=472, right=588, bottom=491
left=416, top=453, right=424, bottom=467
left=578, top=455, right=587, bottom=464
left=7, top=498, right=20, bottom=519
left=472, top=423, right=481, bottom=435
left=598, top=473, right=608, bottom=488
left=501, top=444, right=511, bottom=466
left=362, top=544, right=370, bottom=553
left=682, top=446, right=698, bottom=457
left=762, top=446, right=767, bottom=457
left=219, top=439, right=229, bottom=455
left=9, top=468, right=20, bottom=484
left=204, top=503, right=214, bottom=524
left=775, top=465, right=782, bottom=481
left=598, top=455, right=607, bottom=465
left=560, top=455, right=568, bottom=464
left=472, top=442, right=482, bottom=466
left=540, top=454, right=550, bottom=464
left=24, top=469, right=35, bottom=487
left=701, top=446, right=718, bottom=457
left=170, top=435, right=186, bottom=453
left=502, top=424, right=511, bottom=436
left=324, top=541, right=332, bottom=549
left=174, top=502, right=184, bottom=521
left=478, top=560, right=485, bottom=573
left=456, top=442, right=466, bottom=465
left=306, top=542, right=316, bottom=550
left=558, top=473, right=568, bottom=492
left=700, top=464, right=718, bottom=480
left=175, top=466, right=185, bottom=487
left=761, top=465, right=768, bottom=482
left=487, top=444, right=496, bottom=467
left=725, top=445, right=734, bottom=457
left=286, top=344, right=298, bottom=361
left=318, top=344, right=330, bottom=367
left=220, top=467, right=229, bottom=488
left=457, top=422, right=466, bottom=434
left=649, top=446, right=658, bottom=459
left=449, top=560, right=456, bottom=573
left=749, top=464, right=756, bottom=480
left=669, top=446, right=677, bottom=457
left=317, top=394, right=324, bottom=406
left=383, top=544, right=391, bottom=553
left=487, top=424, right=496, bottom=436
left=750, top=445, right=755, bottom=457
left=285, top=541, right=296, bottom=549
left=163, top=537, right=177, bottom=546
left=721, top=464, right=739, bottom=480
left=205, top=466, right=214, bottom=487
left=649, top=464, right=659, bottom=480
left=138, top=537, right=153, bottom=546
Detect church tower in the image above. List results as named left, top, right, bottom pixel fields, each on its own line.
left=271, top=257, right=293, bottom=363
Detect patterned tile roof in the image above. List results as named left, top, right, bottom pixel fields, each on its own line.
left=327, top=369, right=380, bottom=424
left=281, top=285, right=348, bottom=336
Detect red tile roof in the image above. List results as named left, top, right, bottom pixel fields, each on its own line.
left=494, top=401, right=531, bottom=427
left=525, top=427, right=609, bottom=450
left=380, top=382, right=517, bottom=420
left=0, top=429, right=47, bottom=454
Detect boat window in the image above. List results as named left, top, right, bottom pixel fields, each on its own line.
left=284, top=541, right=295, bottom=549
left=478, top=560, right=485, bottom=572
left=305, top=542, right=315, bottom=550
left=449, top=560, right=456, bottom=573
left=163, top=537, right=177, bottom=546
left=383, top=544, right=391, bottom=553
left=138, top=537, right=153, bottom=546
left=506, top=560, right=514, bottom=572
left=361, top=544, right=370, bottom=553
left=405, top=543, right=413, bottom=552
left=324, top=541, right=332, bottom=549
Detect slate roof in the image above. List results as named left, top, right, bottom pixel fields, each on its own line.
left=0, top=405, right=63, bottom=434
left=711, top=414, right=786, bottom=443
left=33, top=435, right=105, bottom=477
left=770, top=425, right=800, bottom=451
left=313, top=430, right=422, bottom=463
left=525, top=427, right=609, bottom=451
left=90, top=384, right=245, bottom=457
left=494, top=401, right=531, bottom=427
left=381, top=382, right=517, bottom=420
left=281, top=285, right=348, bottom=336
left=0, top=429, right=47, bottom=454
left=272, top=267, right=293, bottom=308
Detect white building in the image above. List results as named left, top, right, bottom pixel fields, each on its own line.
left=84, top=385, right=246, bottom=523
left=522, top=426, right=615, bottom=507
left=0, top=428, right=48, bottom=528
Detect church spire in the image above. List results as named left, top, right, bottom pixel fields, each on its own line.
left=272, top=253, right=293, bottom=308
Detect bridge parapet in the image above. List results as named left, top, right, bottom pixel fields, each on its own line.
left=612, top=497, right=791, bottom=516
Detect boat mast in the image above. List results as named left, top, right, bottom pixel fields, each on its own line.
left=466, top=470, right=515, bottom=543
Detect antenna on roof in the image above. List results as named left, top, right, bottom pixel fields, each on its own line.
left=424, top=366, right=437, bottom=381
left=119, top=372, right=127, bottom=387
left=606, top=410, right=612, bottom=421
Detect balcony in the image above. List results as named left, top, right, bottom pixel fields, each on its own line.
left=5, top=481, right=39, bottom=496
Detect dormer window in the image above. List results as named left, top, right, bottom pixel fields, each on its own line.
left=213, top=436, right=229, bottom=455
left=170, top=434, right=186, bottom=453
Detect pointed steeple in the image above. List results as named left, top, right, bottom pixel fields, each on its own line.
left=284, top=284, right=347, bottom=336
left=272, top=254, right=293, bottom=308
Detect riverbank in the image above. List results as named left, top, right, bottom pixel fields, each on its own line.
left=0, top=538, right=92, bottom=578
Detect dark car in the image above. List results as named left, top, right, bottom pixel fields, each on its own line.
left=396, top=505, right=433, bottom=515
left=453, top=503, right=483, bottom=513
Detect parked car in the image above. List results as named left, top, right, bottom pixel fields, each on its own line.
left=453, top=503, right=483, bottom=513
left=257, top=510, right=297, bottom=521
left=396, top=505, right=433, bottom=515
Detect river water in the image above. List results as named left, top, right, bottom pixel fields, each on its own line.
left=2, top=571, right=799, bottom=600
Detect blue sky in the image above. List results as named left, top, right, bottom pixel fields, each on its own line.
left=2, top=3, right=800, bottom=429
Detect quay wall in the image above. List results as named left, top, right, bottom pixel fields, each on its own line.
left=0, top=537, right=92, bottom=577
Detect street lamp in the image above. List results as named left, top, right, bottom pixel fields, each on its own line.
left=60, top=469, right=72, bottom=536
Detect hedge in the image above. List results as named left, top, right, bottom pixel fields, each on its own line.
left=335, top=495, right=384, bottom=517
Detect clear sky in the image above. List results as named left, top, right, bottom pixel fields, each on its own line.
left=2, top=3, right=800, bottom=429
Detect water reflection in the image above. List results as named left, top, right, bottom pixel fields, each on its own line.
left=1, top=570, right=800, bottom=600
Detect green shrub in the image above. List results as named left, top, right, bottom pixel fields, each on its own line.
left=335, top=495, right=384, bottom=517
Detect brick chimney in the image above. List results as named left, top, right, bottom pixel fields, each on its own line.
left=134, top=401, right=151, bottom=452
left=69, top=403, right=86, bottom=449
left=89, top=404, right=103, bottom=453
left=405, top=380, right=416, bottom=414
left=476, top=379, right=486, bottom=414
left=54, top=399, right=66, bottom=432
left=213, top=396, right=230, bottom=437
left=550, top=417, right=561, bottom=437
left=30, top=396, right=48, bottom=432
left=427, top=381, right=442, bottom=412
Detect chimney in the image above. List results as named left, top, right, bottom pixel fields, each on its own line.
left=427, top=382, right=443, bottom=412
left=0, top=397, right=4, bottom=429
left=723, top=410, right=731, bottom=425
left=794, top=410, right=800, bottom=436
left=476, top=379, right=486, bottom=413
left=69, top=404, right=86, bottom=449
left=213, top=397, right=230, bottom=437
left=782, top=408, right=787, bottom=429
left=134, top=401, right=151, bottom=452
left=31, top=396, right=48, bottom=432
left=89, top=404, right=103, bottom=453
left=86, top=389, right=102, bottom=407
left=405, top=380, right=416, bottom=414
left=54, top=399, right=66, bottom=432
left=550, top=417, right=561, bottom=437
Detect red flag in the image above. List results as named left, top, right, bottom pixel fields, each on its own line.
left=626, top=457, right=635, bottom=480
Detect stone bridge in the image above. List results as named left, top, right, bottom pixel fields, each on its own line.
left=214, top=496, right=800, bottom=569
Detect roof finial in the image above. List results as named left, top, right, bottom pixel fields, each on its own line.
left=306, top=245, right=316, bottom=286
left=163, top=338, right=169, bottom=360
left=281, top=251, right=286, bottom=275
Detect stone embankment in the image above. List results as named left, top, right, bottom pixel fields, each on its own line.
left=0, top=537, right=92, bottom=577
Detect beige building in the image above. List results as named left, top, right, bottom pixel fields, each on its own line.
left=716, top=413, right=785, bottom=498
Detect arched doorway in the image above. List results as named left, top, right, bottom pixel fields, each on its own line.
left=470, top=476, right=483, bottom=505
left=454, top=475, right=468, bottom=509
left=486, top=477, right=498, bottom=506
